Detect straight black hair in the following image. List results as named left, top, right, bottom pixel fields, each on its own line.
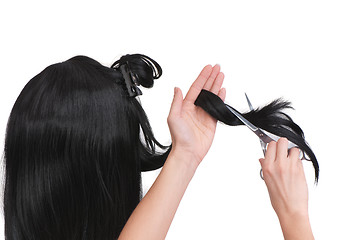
left=4, top=54, right=170, bottom=240
left=195, top=89, right=319, bottom=182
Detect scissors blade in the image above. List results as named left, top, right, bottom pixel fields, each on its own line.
left=245, top=93, right=254, bottom=111
left=226, top=105, right=274, bottom=143
left=243, top=93, right=273, bottom=146
left=227, top=95, right=304, bottom=159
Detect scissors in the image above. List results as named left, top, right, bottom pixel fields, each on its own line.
left=226, top=93, right=303, bottom=179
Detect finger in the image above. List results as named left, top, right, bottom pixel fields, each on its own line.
left=218, top=87, right=226, bottom=101
left=275, top=138, right=289, bottom=162
left=210, top=71, right=224, bottom=94
left=288, top=147, right=301, bottom=163
left=264, top=141, right=277, bottom=163
left=185, top=65, right=212, bottom=103
left=168, top=87, right=183, bottom=118
left=203, top=64, right=221, bottom=91
left=259, top=158, right=265, bottom=167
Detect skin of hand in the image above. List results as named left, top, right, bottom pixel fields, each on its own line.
left=167, top=64, right=226, bottom=166
left=118, top=65, right=225, bottom=240
left=259, top=138, right=314, bottom=240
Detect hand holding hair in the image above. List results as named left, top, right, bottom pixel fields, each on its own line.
left=119, top=65, right=226, bottom=240
left=259, top=138, right=314, bottom=240
left=167, top=64, right=226, bottom=166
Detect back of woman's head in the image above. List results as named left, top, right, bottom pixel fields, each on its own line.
left=4, top=54, right=169, bottom=240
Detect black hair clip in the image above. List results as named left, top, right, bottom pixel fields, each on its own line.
left=119, top=63, right=142, bottom=97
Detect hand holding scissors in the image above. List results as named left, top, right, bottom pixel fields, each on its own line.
left=226, top=94, right=304, bottom=179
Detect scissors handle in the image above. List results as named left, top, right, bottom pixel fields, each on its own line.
left=260, top=139, right=267, bottom=155
left=259, top=131, right=305, bottom=160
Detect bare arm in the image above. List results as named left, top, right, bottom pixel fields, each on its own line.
left=118, top=65, right=226, bottom=240
left=259, top=138, right=314, bottom=240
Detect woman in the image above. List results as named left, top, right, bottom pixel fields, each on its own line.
left=3, top=54, right=313, bottom=239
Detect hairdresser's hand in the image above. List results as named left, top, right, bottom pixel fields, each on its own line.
left=167, top=65, right=225, bottom=166
left=259, top=138, right=314, bottom=240
left=120, top=65, right=225, bottom=240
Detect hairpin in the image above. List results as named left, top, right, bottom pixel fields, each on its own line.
left=119, top=63, right=142, bottom=97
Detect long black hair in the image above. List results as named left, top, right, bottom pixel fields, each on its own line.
left=3, top=54, right=170, bottom=240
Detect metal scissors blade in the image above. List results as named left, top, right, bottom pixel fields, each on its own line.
left=226, top=93, right=305, bottom=180
left=243, top=93, right=302, bottom=155
left=245, top=93, right=254, bottom=111
left=225, top=105, right=274, bottom=144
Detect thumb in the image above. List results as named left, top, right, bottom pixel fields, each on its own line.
left=169, top=87, right=183, bottom=118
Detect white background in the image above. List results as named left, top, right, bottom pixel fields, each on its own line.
left=1, top=0, right=360, bottom=239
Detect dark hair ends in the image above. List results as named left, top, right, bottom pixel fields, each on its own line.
left=195, top=89, right=319, bottom=182
left=4, top=54, right=170, bottom=240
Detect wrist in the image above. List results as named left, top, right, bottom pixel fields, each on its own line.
left=278, top=210, right=310, bottom=224
left=168, top=147, right=200, bottom=174
left=277, top=211, right=314, bottom=240
left=277, top=206, right=309, bottom=223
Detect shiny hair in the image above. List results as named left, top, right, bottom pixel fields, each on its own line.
left=3, top=54, right=170, bottom=240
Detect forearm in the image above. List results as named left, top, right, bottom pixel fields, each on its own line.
left=278, top=212, right=314, bottom=240
left=118, top=150, right=198, bottom=240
